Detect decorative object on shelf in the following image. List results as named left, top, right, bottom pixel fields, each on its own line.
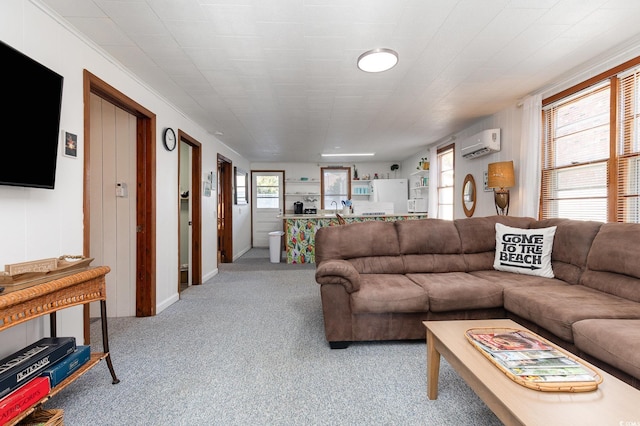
left=487, top=160, right=515, bottom=215
left=180, top=190, right=189, bottom=198
left=163, top=127, right=176, bottom=151
left=417, top=157, right=429, bottom=170
left=353, top=165, right=358, bottom=180
left=390, top=164, right=399, bottom=178
left=0, top=255, right=95, bottom=286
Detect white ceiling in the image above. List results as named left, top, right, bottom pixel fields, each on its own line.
left=39, top=0, right=640, bottom=163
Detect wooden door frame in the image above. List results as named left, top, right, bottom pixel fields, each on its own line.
left=217, top=154, right=233, bottom=263
left=178, top=130, right=202, bottom=286
left=83, top=70, right=156, bottom=335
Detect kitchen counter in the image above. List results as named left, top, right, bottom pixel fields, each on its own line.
left=281, top=213, right=428, bottom=264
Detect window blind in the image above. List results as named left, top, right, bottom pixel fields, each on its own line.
left=617, top=68, right=640, bottom=223
left=541, top=83, right=610, bottom=221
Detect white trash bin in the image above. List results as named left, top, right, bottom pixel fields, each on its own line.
left=269, top=231, right=285, bottom=263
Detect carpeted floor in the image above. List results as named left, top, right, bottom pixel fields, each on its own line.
left=47, top=249, right=501, bottom=425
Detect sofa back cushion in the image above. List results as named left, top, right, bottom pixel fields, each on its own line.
left=314, top=221, right=400, bottom=264
left=455, top=216, right=536, bottom=271
left=582, top=223, right=640, bottom=302
left=396, top=219, right=461, bottom=254
left=395, top=219, right=465, bottom=273
left=531, top=219, right=603, bottom=284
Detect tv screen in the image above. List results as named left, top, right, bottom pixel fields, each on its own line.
left=0, top=41, right=63, bottom=189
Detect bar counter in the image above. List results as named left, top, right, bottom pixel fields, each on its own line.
left=281, top=213, right=428, bottom=264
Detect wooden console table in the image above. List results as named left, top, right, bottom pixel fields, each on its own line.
left=0, top=266, right=119, bottom=425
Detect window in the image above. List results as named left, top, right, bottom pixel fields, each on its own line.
left=617, top=69, right=640, bottom=223
left=437, top=144, right=454, bottom=220
left=541, top=83, right=610, bottom=221
left=234, top=167, right=248, bottom=205
left=541, top=56, right=640, bottom=223
left=255, top=175, right=280, bottom=209
left=321, top=167, right=350, bottom=209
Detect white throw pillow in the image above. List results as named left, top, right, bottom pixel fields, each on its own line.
left=494, top=223, right=556, bottom=278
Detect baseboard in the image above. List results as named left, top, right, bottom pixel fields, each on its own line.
left=156, top=293, right=179, bottom=314
left=233, top=246, right=251, bottom=261
left=202, top=268, right=219, bottom=283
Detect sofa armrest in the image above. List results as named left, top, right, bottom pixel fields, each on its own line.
left=315, top=259, right=361, bottom=293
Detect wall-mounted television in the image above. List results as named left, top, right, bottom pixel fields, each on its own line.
left=0, top=41, right=64, bottom=189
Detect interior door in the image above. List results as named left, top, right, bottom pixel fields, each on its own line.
left=252, top=171, right=284, bottom=247
left=89, top=93, right=137, bottom=317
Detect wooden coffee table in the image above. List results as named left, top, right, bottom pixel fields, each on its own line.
left=424, top=319, right=640, bottom=426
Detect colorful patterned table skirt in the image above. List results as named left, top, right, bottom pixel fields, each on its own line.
left=283, top=214, right=427, bottom=264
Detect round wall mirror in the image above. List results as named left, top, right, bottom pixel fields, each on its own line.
left=462, top=174, right=476, bottom=217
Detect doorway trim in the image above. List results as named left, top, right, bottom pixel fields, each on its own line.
left=83, top=70, right=156, bottom=332
left=217, top=154, right=233, bottom=263
left=178, top=130, right=202, bottom=286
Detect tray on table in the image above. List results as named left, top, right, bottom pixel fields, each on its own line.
left=465, top=327, right=603, bottom=392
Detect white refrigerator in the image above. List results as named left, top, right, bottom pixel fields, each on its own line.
left=369, top=179, right=409, bottom=214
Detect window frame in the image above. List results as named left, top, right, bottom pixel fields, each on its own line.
left=436, top=143, right=455, bottom=220
left=320, top=167, right=351, bottom=210
left=540, top=55, right=640, bottom=223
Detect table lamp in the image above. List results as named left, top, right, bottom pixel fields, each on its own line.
left=487, top=161, right=515, bottom=215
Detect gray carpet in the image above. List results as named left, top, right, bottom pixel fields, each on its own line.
left=47, top=249, right=502, bottom=425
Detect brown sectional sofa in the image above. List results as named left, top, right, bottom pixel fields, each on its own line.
left=314, top=215, right=640, bottom=388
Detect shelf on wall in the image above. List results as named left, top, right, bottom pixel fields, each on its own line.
left=286, top=179, right=319, bottom=183
left=411, top=170, right=429, bottom=176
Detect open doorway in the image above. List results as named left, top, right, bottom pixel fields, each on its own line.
left=178, top=130, right=202, bottom=293
left=217, top=154, right=233, bottom=263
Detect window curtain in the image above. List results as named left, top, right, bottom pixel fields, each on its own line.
left=519, top=94, right=542, bottom=218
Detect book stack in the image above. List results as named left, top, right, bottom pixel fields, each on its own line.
left=466, top=329, right=598, bottom=385
left=0, top=337, right=90, bottom=424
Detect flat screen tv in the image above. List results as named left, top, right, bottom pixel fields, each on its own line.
left=0, top=41, right=64, bottom=189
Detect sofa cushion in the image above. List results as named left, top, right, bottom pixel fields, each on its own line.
left=573, top=319, right=640, bottom=381
left=402, top=254, right=467, bottom=274
left=469, top=270, right=569, bottom=289
left=454, top=215, right=536, bottom=254
left=583, top=223, right=640, bottom=301
left=315, top=221, right=400, bottom=264
left=406, top=272, right=503, bottom=312
left=350, top=274, right=429, bottom=314
left=395, top=219, right=461, bottom=255
left=505, top=285, right=640, bottom=342
left=494, top=223, right=556, bottom=278
left=531, top=219, right=602, bottom=284
left=455, top=216, right=536, bottom=272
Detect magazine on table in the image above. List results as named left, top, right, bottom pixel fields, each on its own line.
left=467, top=330, right=597, bottom=383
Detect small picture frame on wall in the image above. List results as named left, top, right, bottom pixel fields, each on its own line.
left=203, top=181, right=212, bottom=197
left=63, top=131, right=78, bottom=158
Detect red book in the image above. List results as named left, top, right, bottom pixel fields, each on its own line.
left=0, top=377, right=50, bottom=425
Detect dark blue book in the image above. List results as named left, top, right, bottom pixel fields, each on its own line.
left=40, top=345, right=90, bottom=388
left=0, top=337, right=75, bottom=399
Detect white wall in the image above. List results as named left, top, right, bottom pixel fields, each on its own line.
left=0, top=0, right=250, bottom=357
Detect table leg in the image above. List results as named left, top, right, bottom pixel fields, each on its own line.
left=49, top=311, right=57, bottom=338
left=426, top=328, right=441, bottom=400
left=100, top=300, right=120, bottom=384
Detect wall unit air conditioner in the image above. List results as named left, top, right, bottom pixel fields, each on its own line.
left=461, top=128, right=500, bottom=159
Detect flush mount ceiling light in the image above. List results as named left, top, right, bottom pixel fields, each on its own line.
left=357, top=48, right=398, bottom=73
left=321, top=153, right=375, bottom=157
